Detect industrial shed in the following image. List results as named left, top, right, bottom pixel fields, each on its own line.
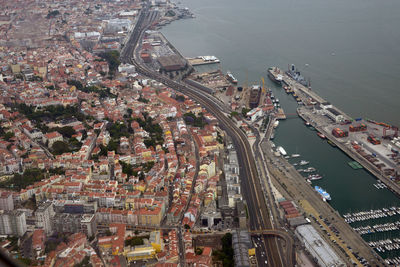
left=295, top=224, right=345, bottom=267
left=157, top=55, right=186, bottom=72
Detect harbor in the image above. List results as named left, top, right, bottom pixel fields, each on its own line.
left=160, top=0, right=400, bottom=262
left=268, top=71, right=400, bottom=261
left=268, top=66, right=400, bottom=197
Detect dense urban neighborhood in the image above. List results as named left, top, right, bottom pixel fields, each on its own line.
left=1, top=0, right=397, bottom=267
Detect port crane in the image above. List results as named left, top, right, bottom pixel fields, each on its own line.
left=261, top=77, right=266, bottom=93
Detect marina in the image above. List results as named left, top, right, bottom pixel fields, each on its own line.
left=161, top=0, right=400, bottom=261
left=353, top=222, right=400, bottom=235
left=343, top=207, right=400, bottom=223
left=297, top=167, right=316, bottom=173
left=269, top=84, right=400, bottom=260
left=374, top=183, right=387, bottom=189
left=268, top=65, right=400, bottom=197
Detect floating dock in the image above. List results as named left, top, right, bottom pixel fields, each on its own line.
left=276, top=108, right=286, bottom=120
left=348, top=161, right=363, bottom=170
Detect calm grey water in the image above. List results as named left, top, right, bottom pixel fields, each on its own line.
left=162, top=0, right=400, bottom=258
left=164, top=0, right=400, bottom=125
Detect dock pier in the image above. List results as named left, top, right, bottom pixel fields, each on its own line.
left=269, top=66, right=400, bottom=197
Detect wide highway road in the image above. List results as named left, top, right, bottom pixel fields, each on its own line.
left=120, top=4, right=289, bottom=266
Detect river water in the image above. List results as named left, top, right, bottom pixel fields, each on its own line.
left=162, top=0, right=400, bottom=258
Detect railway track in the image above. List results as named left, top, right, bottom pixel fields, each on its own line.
left=120, top=3, right=291, bottom=265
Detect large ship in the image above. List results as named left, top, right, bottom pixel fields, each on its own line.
left=286, top=64, right=310, bottom=87
left=249, top=85, right=261, bottom=108
left=267, top=67, right=283, bottom=85
left=315, top=186, right=331, bottom=201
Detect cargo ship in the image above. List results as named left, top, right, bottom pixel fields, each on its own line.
left=226, top=71, right=238, bottom=84
left=315, top=186, right=331, bottom=201
left=267, top=67, right=283, bottom=85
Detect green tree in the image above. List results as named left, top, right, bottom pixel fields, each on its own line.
left=105, top=230, right=112, bottom=236
left=3, top=131, right=14, bottom=141
left=195, top=247, right=203, bottom=255
left=241, top=107, right=251, bottom=117
left=120, top=161, right=134, bottom=176
left=212, top=233, right=234, bottom=267
left=124, top=236, right=146, bottom=247
left=175, top=95, right=185, bottom=102
left=18, top=258, right=31, bottom=265
left=0, top=168, right=45, bottom=190
left=98, top=50, right=120, bottom=76
left=52, top=141, right=70, bottom=155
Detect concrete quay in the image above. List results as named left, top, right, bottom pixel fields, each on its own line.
left=297, top=106, right=400, bottom=197
left=271, top=67, right=352, bottom=120
left=270, top=67, right=400, bottom=196
left=260, top=136, right=385, bottom=266
left=186, top=56, right=220, bottom=66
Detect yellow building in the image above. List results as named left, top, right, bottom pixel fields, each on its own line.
left=126, top=245, right=156, bottom=262
left=11, top=64, right=21, bottom=74
left=133, top=182, right=147, bottom=193
left=248, top=248, right=256, bottom=256
left=149, top=230, right=163, bottom=252
left=136, top=207, right=162, bottom=226
left=200, top=161, right=216, bottom=178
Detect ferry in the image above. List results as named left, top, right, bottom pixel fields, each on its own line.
left=200, top=55, right=220, bottom=62
left=315, top=186, right=331, bottom=201
left=226, top=71, right=238, bottom=84
left=277, top=146, right=287, bottom=156
left=317, top=132, right=326, bottom=139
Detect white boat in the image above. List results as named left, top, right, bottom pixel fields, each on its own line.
left=226, top=71, right=238, bottom=84
left=291, top=154, right=300, bottom=158
left=299, top=160, right=309, bottom=165
left=200, top=55, right=220, bottom=62
left=303, top=167, right=316, bottom=173
left=277, top=146, right=287, bottom=156
left=273, top=121, right=279, bottom=128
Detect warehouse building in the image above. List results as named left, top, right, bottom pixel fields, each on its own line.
left=295, top=224, right=345, bottom=267
left=157, top=55, right=186, bottom=72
